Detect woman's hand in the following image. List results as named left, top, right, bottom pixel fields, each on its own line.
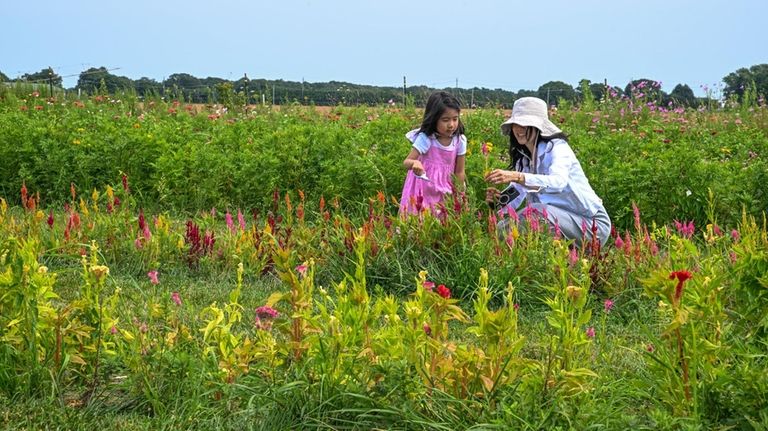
left=485, top=187, right=500, bottom=205
left=485, top=169, right=524, bottom=185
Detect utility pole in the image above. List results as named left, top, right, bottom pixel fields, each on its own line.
left=48, top=67, right=54, bottom=98
left=243, top=73, right=249, bottom=108
left=403, top=76, right=406, bottom=106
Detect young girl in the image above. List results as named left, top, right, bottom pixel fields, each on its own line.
left=399, top=91, right=467, bottom=215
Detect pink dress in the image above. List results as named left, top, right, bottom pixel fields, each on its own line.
left=399, top=130, right=463, bottom=215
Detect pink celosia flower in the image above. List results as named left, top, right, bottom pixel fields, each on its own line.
left=423, top=281, right=435, bottom=292
left=171, top=291, right=182, bottom=306
left=586, top=327, right=596, bottom=338
left=295, top=264, right=308, bottom=277
left=731, top=229, right=740, bottom=242
left=423, top=322, right=432, bottom=336
left=568, top=247, right=579, bottom=266
left=110, top=325, right=118, bottom=335
left=604, top=299, right=614, bottom=313
left=147, top=270, right=159, bottom=285
left=615, top=235, right=625, bottom=249
left=237, top=209, right=246, bottom=231
left=225, top=211, right=235, bottom=234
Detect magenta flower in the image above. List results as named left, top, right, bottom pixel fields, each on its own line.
left=423, top=281, right=435, bottom=292
left=110, top=325, right=118, bottom=335
left=295, top=264, right=308, bottom=277
left=586, top=327, right=596, bottom=338
left=237, top=209, right=246, bottom=231
left=254, top=305, right=279, bottom=331
left=147, top=270, right=159, bottom=285
left=604, top=299, right=614, bottom=313
left=615, top=235, right=625, bottom=249
left=568, top=247, right=579, bottom=266
left=171, top=291, right=182, bottom=306
left=256, top=305, right=279, bottom=320
left=225, top=211, right=235, bottom=234
left=731, top=229, right=740, bottom=241
left=423, top=322, right=432, bottom=336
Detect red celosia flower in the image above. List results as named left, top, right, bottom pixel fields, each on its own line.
left=436, top=284, right=451, bottom=299
left=669, top=270, right=692, bottom=304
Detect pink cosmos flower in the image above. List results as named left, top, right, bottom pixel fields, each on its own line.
left=147, top=270, right=159, bottom=285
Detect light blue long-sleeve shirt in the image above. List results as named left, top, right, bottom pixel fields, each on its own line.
left=506, top=138, right=605, bottom=218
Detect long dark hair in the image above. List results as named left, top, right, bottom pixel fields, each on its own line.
left=418, top=91, right=465, bottom=136
left=508, top=128, right=569, bottom=171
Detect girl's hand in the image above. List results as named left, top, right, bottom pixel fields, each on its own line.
left=485, top=187, right=500, bottom=204
left=485, top=169, right=524, bottom=185
left=411, top=160, right=425, bottom=176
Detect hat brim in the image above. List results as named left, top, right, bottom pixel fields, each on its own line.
left=500, top=115, right=561, bottom=137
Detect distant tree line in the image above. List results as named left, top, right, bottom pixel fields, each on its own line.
left=2, top=64, right=767, bottom=108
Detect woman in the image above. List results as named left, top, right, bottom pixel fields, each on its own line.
left=485, top=97, right=611, bottom=247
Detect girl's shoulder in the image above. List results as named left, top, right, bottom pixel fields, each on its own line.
left=406, top=129, right=433, bottom=154
left=457, top=134, right=467, bottom=155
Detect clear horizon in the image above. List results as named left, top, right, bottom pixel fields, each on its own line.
left=2, top=0, right=765, bottom=98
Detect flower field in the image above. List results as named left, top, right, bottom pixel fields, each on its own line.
left=0, top=90, right=767, bottom=429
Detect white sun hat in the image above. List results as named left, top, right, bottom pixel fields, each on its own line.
left=500, top=97, right=562, bottom=137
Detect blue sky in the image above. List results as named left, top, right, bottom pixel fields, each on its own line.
left=2, top=0, right=765, bottom=96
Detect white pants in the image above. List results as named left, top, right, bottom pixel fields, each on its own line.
left=497, top=203, right=611, bottom=248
